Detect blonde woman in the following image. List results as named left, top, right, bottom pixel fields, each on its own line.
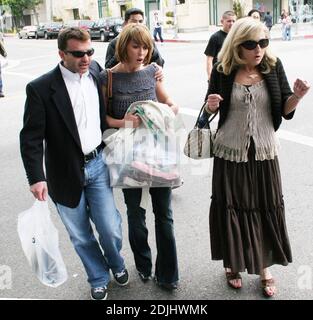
left=206, top=17, right=310, bottom=297
left=100, top=24, right=179, bottom=290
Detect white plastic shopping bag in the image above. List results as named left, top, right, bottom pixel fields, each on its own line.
left=17, top=200, right=68, bottom=287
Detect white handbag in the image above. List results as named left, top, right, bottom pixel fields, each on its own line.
left=184, top=102, right=217, bottom=159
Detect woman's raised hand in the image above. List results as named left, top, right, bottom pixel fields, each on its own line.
left=293, top=79, right=310, bottom=99
left=206, top=94, right=224, bottom=113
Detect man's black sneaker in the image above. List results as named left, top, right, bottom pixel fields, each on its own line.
left=114, top=268, right=129, bottom=286
left=138, top=271, right=152, bottom=283
left=0, top=93, right=4, bottom=98
left=90, top=286, right=108, bottom=300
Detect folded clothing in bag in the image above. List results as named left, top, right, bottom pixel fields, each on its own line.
left=104, top=100, right=182, bottom=188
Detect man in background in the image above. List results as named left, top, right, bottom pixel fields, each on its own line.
left=264, top=11, right=273, bottom=31
left=153, top=11, right=164, bottom=43
left=204, top=10, right=236, bottom=85
left=105, top=8, right=164, bottom=68
left=199, top=11, right=236, bottom=127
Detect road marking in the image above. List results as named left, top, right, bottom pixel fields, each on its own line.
left=277, top=130, right=313, bottom=147
left=1, top=94, right=312, bottom=148
left=3, top=71, right=39, bottom=79
left=0, top=92, right=26, bottom=101
left=180, top=107, right=313, bottom=148
left=1, top=59, right=20, bottom=70
left=19, top=54, right=56, bottom=62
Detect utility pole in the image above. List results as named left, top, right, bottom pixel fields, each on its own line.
left=50, top=0, right=53, bottom=21
left=172, top=0, right=178, bottom=39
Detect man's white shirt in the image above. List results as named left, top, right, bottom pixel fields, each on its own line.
left=59, top=63, right=102, bottom=155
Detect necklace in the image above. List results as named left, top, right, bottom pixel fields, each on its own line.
left=247, top=73, right=259, bottom=80
left=244, top=68, right=259, bottom=80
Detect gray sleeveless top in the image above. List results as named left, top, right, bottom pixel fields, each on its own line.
left=213, top=80, right=280, bottom=162
left=100, top=64, right=158, bottom=119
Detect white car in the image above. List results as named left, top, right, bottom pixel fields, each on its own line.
left=18, top=26, right=38, bottom=39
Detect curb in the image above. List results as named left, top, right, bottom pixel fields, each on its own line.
left=163, top=39, right=191, bottom=43
left=3, top=33, right=17, bottom=37
left=163, top=34, right=313, bottom=43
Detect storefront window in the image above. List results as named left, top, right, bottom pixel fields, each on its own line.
left=252, top=1, right=274, bottom=19
left=289, top=0, right=313, bottom=22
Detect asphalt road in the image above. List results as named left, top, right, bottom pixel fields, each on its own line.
left=0, top=37, right=313, bottom=301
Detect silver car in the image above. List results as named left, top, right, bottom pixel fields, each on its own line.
left=18, top=26, right=38, bottom=39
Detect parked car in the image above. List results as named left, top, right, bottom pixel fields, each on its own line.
left=62, top=20, right=94, bottom=32
left=18, top=26, right=38, bottom=39
left=36, top=22, right=63, bottom=39
left=89, top=17, right=123, bottom=42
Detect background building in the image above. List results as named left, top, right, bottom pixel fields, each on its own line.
left=1, top=0, right=312, bottom=33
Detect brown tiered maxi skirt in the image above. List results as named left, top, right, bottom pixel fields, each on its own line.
left=209, top=143, right=292, bottom=275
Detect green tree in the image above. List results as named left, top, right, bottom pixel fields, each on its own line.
left=233, top=0, right=244, bottom=18
left=3, top=0, right=42, bottom=28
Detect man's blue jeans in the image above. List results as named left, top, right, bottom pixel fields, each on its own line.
left=56, top=152, right=125, bottom=288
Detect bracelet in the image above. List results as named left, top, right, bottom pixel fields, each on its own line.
left=292, top=93, right=301, bottom=100
left=204, top=102, right=214, bottom=114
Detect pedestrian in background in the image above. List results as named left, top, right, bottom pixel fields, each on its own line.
left=280, top=9, right=286, bottom=20
left=200, top=10, right=236, bottom=127
left=204, top=10, right=236, bottom=87
left=105, top=7, right=164, bottom=69
left=282, top=11, right=292, bottom=41
left=0, top=35, right=7, bottom=98
left=264, top=11, right=273, bottom=31
left=248, top=9, right=261, bottom=21
left=206, top=17, right=310, bottom=297
left=100, top=23, right=179, bottom=291
left=20, top=27, right=129, bottom=300
left=153, top=11, right=164, bottom=44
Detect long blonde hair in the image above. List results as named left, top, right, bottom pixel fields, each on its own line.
left=217, top=17, right=277, bottom=75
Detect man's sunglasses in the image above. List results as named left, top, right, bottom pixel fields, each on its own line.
left=240, top=39, right=269, bottom=50
left=64, top=48, right=95, bottom=58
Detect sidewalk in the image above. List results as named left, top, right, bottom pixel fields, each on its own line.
left=162, top=22, right=313, bottom=43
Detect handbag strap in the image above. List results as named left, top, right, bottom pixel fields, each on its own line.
left=0, top=41, right=6, bottom=57
left=107, top=69, right=112, bottom=98
left=194, top=101, right=217, bottom=129
left=105, top=69, right=113, bottom=115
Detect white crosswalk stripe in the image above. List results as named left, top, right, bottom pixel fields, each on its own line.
left=180, top=107, right=313, bottom=148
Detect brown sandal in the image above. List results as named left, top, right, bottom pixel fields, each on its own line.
left=226, top=272, right=242, bottom=289
left=261, top=278, right=276, bottom=297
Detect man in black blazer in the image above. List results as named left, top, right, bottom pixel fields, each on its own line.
left=20, top=27, right=128, bottom=300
